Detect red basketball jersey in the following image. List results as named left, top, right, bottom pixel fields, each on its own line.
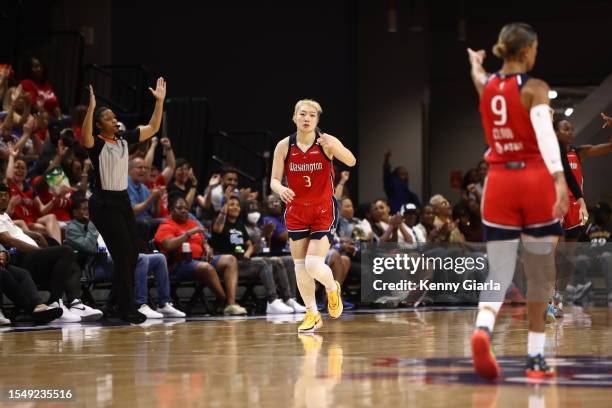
left=284, top=132, right=334, bottom=205
left=566, top=147, right=583, bottom=200
left=480, top=73, right=543, bottom=164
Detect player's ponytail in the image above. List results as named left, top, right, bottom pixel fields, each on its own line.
left=492, top=22, right=537, bottom=60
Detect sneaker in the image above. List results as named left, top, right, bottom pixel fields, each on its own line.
left=573, top=281, right=593, bottom=302
left=327, top=281, right=343, bottom=319
left=49, top=301, right=81, bottom=323
left=223, top=304, right=247, bottom=316
left=0, top=310, right=10, bottom=326
left=156, top=303, right=186, bottom=318
left=138, top=304, right=163, bottom=319
left=69, top=299, right=103, bottom=321
left=471, top=326, right=500, bottom=380
left=120, top=309, right=147, bottom=324
left=32, top=305, right=63, bottom=325
left=545, top=303, right=556, bottom=324
left=298, top=309, right=323, bottom=333
left=525, top=354, right=556, bottom=378
left=285, top=298, right=307, bottom=313
left=266, top=298, right=294, bottom=314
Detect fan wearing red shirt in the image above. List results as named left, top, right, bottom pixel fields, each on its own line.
left=270, top=99, right=356, bottom=333
left=20, top=57, right=61, bottom=119
left=4, top=151, right=62, bottom=243
left=467, top=23, right=569, bottom=380
left=154, top=196, right=246, bottom=315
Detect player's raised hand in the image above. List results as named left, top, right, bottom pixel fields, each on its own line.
left=467, top=48, right=486, bottom=67
left=279, top=186, right=295, bottom=204
left=601, top=112, right=612, bottom=129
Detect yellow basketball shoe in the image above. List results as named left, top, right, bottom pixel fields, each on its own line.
left=327, top=281, right=343, bottom=319
left=298, top=310, right=323, bottom=333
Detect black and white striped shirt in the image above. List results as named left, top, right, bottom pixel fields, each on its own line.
left=87, top=129, right=140, bottom=191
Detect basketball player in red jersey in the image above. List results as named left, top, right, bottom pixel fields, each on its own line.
left=553, top=116, right=612, bottom=311
left=467, top=22, right=569, bottom=379
left=270, top=99, right=356, bottom=333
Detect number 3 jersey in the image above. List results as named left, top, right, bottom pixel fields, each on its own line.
left=480, top=73, right=544, bottom=165
left=284, top=132, right=334, bottom=206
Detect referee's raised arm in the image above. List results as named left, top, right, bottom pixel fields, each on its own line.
left=81, top=85, right=96, bottom=149
left=137, top=77, right=167, bottom=141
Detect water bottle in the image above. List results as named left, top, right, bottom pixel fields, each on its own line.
left=181, top=242, right=192, bottom=261
left=260, top=237, right=270, bottom=254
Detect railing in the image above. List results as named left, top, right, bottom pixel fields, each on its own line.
left=15, top=31, right=85, bottom=111
left=163, top=97, right=211, bottom=183
left=212, top=130, right=272, bottom=196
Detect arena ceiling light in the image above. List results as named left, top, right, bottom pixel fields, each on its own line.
left=564, top=108, right=574, bottom=117
left=548, top=90, right=558, bottom=99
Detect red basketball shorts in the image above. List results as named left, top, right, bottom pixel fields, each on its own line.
left=481, top=162, right=560, bottom=232
left=285, top=197, right=339, bottom=241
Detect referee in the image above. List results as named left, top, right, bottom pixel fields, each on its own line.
left=80, top=78, right=166, bottom=323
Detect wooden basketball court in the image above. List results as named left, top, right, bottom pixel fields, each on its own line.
left=1, top=306, right=611, bottom=407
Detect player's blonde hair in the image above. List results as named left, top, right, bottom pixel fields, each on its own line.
left=492, top=22, right=537, bottom=59
left=293, top=99, right=323, bottom=121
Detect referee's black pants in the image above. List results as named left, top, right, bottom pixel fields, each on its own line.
left=89, top=190, right=138, bottom=314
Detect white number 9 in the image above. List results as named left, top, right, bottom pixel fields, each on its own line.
left=491, top=95, right=507, bottom=126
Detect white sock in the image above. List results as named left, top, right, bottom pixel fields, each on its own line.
left=295, top=259, right=317, bottom=312
left=527, top=331, right=545, bottom=357
left=305, top=255, right=336, bottom=292
left=475, top=308, right=496, bottom=332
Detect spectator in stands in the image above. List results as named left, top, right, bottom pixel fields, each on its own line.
left=399, top=203, right=427, bottom=244
left=32, top=173, right=73, bottom=228
left=0, top=86, right=42, bottom=161
left=143, top=136, right=175, bottom=219
left=20, top=56, right=62, bottom=119
left=0, top=182, right=102, bottom=322
left=155, top=196, right=247, bottom=316
left=428, top=195, right=463, bottom=243
left=460, top=168, right=482, bottom=203
left=65, top=197, right=184, bottom=319
left=383, top=150, right=421, bottom=213
left=211, top=194, right=295, bottom=314
left=261, top=193, right=289, bottom=253
left=334, top=168, right=350, bottom=200
left=337, top=197, right=372, bottom=241
left=453, top=200, right=483, bottom=242
left=128, top=156, right=163, bottom=244
left=4, top=148, right=62, bottom=243
left=418, top=204, right=435, bottom=240
left=70, top=105, right=87, bottom=141
left=168, top=158, right=198, bottom=210
left=244, top=200, right=306, bottom=313
left=354, top=202, right=375, bottom=242
left=371, top=199, right=403, bottom=242
left=0, top=243, right=63, bottom=324
left=0, top=64, right=15, bottom=111
left=200, top=167, right=239, bottom=213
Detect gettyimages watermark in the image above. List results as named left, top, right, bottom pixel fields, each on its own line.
left=360, top=242, right=612, bottom=306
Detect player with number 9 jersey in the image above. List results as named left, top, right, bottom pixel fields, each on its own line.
left=479, top=72, right=561, bottom=233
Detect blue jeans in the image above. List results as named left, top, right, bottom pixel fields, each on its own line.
left=95, top=253, right=170, bottom=306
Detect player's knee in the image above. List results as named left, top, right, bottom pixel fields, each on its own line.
left=294, top=259, right=305, bottom=270
left=522, top=235, right=556, bottom=255
left=305, top=255, right=325, bottom=273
